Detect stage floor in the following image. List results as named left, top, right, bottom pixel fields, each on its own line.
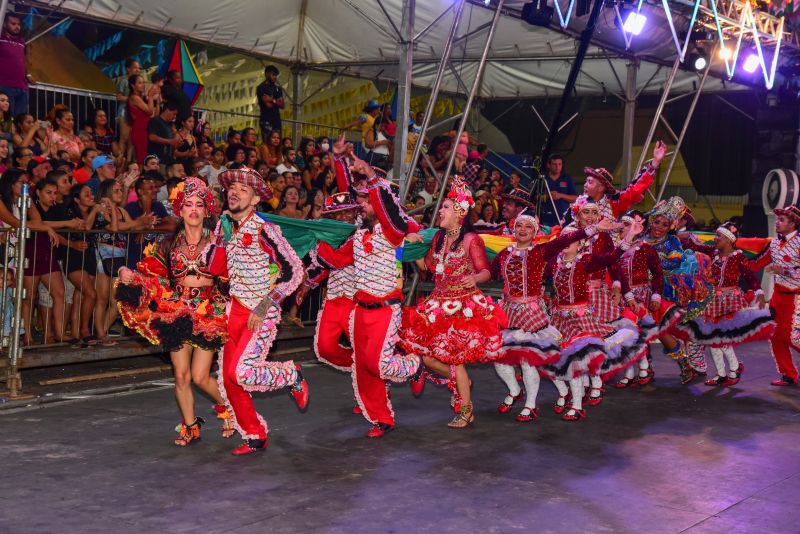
left=1, top=342, right=799, bottom=533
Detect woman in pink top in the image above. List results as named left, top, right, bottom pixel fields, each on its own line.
left=48, top=108, right=84, bottom=163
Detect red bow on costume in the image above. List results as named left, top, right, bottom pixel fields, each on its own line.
left=362, top=232, right=374, bottom=254
left=241, top=233, right=253, bottom=247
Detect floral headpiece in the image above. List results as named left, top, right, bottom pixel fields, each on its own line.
left=170, top=177, right=217, bottom=215
left=570, top=195, right=598, bottom=217
left=446, top=175, right=474, bottom=221
left=647, top=196, right=687, bottom=230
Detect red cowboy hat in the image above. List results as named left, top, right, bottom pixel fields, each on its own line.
left=583, top=167, right=616, bottom=195
left=218, top=167, right=273, bottom=201
left=501, top=187, right=535, bottom=208
left=774, top=205, right=800, bottom=225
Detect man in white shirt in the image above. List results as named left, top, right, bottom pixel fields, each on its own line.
left=275, top=147, right=299, bottom=175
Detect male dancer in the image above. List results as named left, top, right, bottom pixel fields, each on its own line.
left=317, top=157, right=424, bottom=437
left=749, top=205, right=800, bottom=386
left=572, top=141, right=667, bottom=231
left=212, top=167, right=310, bottom=455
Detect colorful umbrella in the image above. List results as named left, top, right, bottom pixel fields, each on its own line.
left=158, top=39, right=205, bottom=106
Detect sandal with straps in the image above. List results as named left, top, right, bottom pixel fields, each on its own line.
left=447, top=401, right=474, bottom=429
left=561, top=407, right=586, bottom=422
left=214, top=404, right=236, bottom=439
left=174, top=417, right=205, bottom=447
left=553, top=392, right=571, bottom=415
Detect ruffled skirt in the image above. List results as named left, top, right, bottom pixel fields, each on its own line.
left=674, top=288, right=775, bottom=347
left=399, top=289, right=508, bottom=365
left=116, top=274, right=228, bottom=352
left=496, top=297, right=560, bottom=366
left=663, top=250, right=715, bottom=322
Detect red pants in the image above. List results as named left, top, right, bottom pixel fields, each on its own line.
left=352, top=303, right=420, bottom=426
left=769, top=290, right=800, bottom=380
left=219, top=299, right=298, bottom=440
left=314, top=297, right=354, bottom=371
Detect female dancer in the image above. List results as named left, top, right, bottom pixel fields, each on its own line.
left=541, top=220, right=647, bottom=421
left=401, top=177, right=508, bottom=428
left=116, top=178, right=235, bottom=446
left=127, top=74, right=156, bottom=165
left=677, top=222, right=774, bottom=386
left=643, top=197, right=715, bottom=384
left=491, top=208, right=617, bottom=421
left=609, top=210, right=685, bottom=387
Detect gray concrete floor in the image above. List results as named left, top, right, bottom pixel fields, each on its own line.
left=1, top=342, right=799, bottom=533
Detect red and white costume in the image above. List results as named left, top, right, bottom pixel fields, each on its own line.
left=306, top=244, right=357, bottom=372
left=750, top=227, right=800, bottom=383
left=680, top=238, right=774, bottom=348
left=317, top=173, right=422, bottom=432
left=572, top=164, right=656, bottom=224
left=490, top=217, right=597, bottom=420
left=211, top=210, right=305, bottom=442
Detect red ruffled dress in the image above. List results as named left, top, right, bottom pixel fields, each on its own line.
left=675, top=240, right=775, bottom=347
left=116, top=231, right=229, bottom=352
left=609, top=241, right=685, bottom=343
left=400, top=231, right=507, bottom=365
left=540, top=243, right=647, bottom=381
left=491, top=227, right=593, bottom=366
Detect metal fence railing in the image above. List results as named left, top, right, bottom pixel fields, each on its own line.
left=27, top=82, right=358, bottom=147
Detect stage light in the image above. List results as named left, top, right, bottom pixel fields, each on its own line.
left=693, top=55, right=707, bottom=70
left=622, top=12, right=647, bottom=35
left=743, top=54, right=760, bottom=73
left=719, top=46, right=732, bottom=60
left=484, top=0, right=491, bottom=5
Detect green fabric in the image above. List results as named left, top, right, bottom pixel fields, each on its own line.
left=220, top=214, right=234, bottom=242
left=400, top=228, right=438, bottom=262
left=260, top=213, right=357, bottom=258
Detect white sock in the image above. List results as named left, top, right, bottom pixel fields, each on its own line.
left=520, top=362, right=540, bottom=409
left=709, top=347, right=726, bottom=377
left=494, top=363, right=521, bottom=397
left=554, top=379, right=568, bottom=406
left=569, top=378, right=584, bottom=411
left=722, top=346, right=740, bottom=377
left=589, top=375, right=602, bottom=397
left=638, top=357, right=650, bottom=377
left=582, top=374, right=590, bottom=388
left=624, top=367, right=635, bottom=380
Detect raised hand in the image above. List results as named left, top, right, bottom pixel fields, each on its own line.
left=333, top=131, right=348, bottom=155
left=652, top=140, right=667, bottom=167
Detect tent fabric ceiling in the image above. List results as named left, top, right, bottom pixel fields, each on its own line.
left=44, top=0, right=753, bottom=97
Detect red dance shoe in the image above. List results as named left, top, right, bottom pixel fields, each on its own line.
left=409, top=364, right=426, bottom=398
left=289, top=364, right=309, bottom=411
left=515, top=406, right=539, bottom=422
left=497, top=392, right=523, bottom=414
left=724, top=363, right=744, bottom=386
left=366, top=422, right=395, bottom=438
left=553, top=393, right=570, bottom=415
left=770, top=375, right=798, bottom=387
left=561, top=408, right=586, bottom=422
left=704, top=375, right=727, bottom=387
left=231, top=438, right=268, bottom=455
left=637, top=369, right=655, bottom=386
left=587, top=388, right=603, bottom=406
left=614, top=378, right=634, bottom=389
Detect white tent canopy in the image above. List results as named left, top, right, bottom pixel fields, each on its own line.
left=37, top=0, right=760, bottom=97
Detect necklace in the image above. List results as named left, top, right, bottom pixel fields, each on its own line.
left=184, top=230, right=205, bottom=255
left=446, top=227, right=460, bottom=238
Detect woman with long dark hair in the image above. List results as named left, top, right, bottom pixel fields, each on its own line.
left=48, top=108, right=84, bottom=163
left=85, top=108, right=119, bottom=159
left=116, top=177, right=235, bottom=446
left=399, top=177, right=508, bottom=428
left=126, top=74, right=156, bottom=164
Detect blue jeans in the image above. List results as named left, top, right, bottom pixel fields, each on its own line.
left=0, top=86, right=28, bottom=116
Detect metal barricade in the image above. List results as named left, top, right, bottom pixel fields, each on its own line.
left=29, top=83, right=119, bottom=131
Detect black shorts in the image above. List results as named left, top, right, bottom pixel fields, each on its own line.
left=101, top=256, right=126, bottom=277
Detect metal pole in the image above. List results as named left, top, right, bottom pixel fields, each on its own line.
left=402, top=0, right=466, bottom=200
left=394, top=0, right=414, bottom=189
left=5, top=185, right=30, bottom=398
left=656, top=59, right=712, bottom=202
left=28, top=16, right=72, bottom=43
left=291, top=66, right=303, bottom=146
left=633, top=56, right=681, bottom=177
left=429, top=0, right=504, bottom=226
left=621, top=59, right=638, bottom=185
left=0, top=0, right=9, bottom=28
left=540, top=0, right=606, bottom=166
